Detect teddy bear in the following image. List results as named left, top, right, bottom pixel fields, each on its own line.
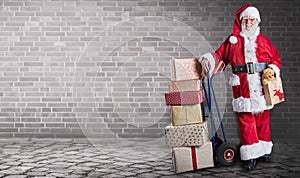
left=262, top=68, right=276, bottom=85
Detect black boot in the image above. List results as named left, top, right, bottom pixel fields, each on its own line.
left=244, top=159, right=257, bottom=171
left=259, top=154, right=271, bottom=162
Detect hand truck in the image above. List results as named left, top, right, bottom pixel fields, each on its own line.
left=201, top=61, right=238, bottom=166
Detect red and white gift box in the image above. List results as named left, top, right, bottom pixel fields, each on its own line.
left=171, top=58, right=202, bottom=81
left=172, top=141, right=214, bottom=173
left=165, top=90, right=204, bottom=105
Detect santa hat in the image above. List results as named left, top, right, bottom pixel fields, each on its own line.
left=239, top=6, right=261, bottom=23
left=229, top=4, right=261, bottom=44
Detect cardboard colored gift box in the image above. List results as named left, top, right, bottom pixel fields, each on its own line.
left=165, top=90, right=204, bottom=105
left=169, top=80, right=202, bottom=92
left=171, top=58, right=202, bottom=81
left=171, top=104, right=203, bottom=126
left=172, top=141, right=214, bottom=173
left=164, top=122, right=209, bottom=147
left=264, top=78, right=285, bottom=106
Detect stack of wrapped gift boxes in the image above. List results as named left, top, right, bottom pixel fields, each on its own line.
left=164, top=58, right=214, bottom=173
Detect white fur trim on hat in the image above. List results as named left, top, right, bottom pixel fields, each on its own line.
left=239, top=6, right=261, bottom=22
left=229, top=36, right=238, bottom=44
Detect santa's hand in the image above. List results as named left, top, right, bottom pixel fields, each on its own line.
left=201, top=57, right=211, bottom=77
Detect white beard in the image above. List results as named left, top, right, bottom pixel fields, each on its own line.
left=240, top=24, right=259, bottom=40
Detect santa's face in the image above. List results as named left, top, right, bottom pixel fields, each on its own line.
left=241, top=16, right=258, bottom=31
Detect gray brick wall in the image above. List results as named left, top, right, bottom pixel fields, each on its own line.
left=0, top=0, right=299, bottom=141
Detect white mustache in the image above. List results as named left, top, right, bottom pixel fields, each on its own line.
left=242, top=24, right=257, bottom=30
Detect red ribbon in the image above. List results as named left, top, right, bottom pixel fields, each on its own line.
left=191, top=146, right=197, bottom=170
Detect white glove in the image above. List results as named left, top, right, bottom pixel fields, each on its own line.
left=201, top=57, right=211, bottom=77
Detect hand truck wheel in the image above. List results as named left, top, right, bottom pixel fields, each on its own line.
left=216, top=142, right=238, bottom=166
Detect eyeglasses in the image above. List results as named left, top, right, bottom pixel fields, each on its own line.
left=241, top=17, right=257, bottom=23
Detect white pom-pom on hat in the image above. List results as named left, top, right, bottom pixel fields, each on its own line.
left=229, top=36, right=238, bottom=44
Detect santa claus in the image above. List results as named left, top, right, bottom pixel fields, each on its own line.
left=200, top=4, right=281, bottom=171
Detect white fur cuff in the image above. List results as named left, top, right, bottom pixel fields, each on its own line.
left=232, top=97, right=251, bottom=112
left=240, top=140, right=273, bottom=160
left=229, top=74, right=240, bottom=86
left=199, top=53, right=216, bottom=76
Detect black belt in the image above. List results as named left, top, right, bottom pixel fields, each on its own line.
left=232, top=62, right=268, bottom=74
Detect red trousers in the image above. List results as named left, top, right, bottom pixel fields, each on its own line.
left=238, top=110, right=271, bottom=145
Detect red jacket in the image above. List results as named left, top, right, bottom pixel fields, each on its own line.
left=208, top=31, right=281, bottom=113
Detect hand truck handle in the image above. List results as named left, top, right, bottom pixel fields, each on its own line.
left=213, top=61, right=225, bottom=74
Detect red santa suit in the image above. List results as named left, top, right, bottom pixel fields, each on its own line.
left=201, top=4, right=281, bottom=161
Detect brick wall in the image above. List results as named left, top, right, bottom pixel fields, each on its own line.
left=0, top=0, right=299, bottom=141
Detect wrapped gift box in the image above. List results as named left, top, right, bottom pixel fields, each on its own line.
left=165, top=90, right=204, bottom=105
left=171, top=58, right=202, bottom=81
left=171, top=104, right=203, bottom=126
left=264, top=78, right=285, bottom=106
left=169, top=80, right=202, bottom=92
left=164, top=122, right=209, bottom=147
left=172, top=142, right=214, bottom=173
